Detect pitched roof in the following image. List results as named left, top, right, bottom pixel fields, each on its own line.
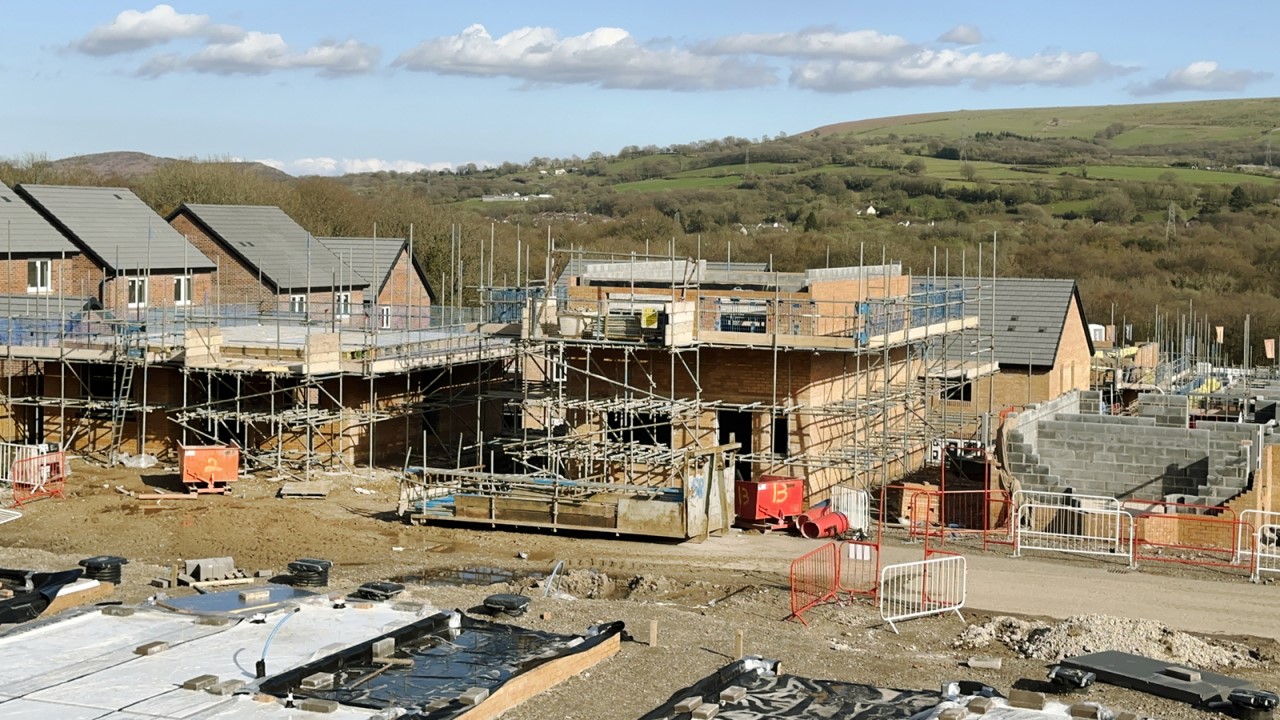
left=14, top=184, right=213, bottom=272
left=0, top=183, right=79, bottom=255
left=172, top=204, right=367, bottom=291
left=317, top=236, right=407, bottom=290
left=982, top=277, right=1092, bottom=367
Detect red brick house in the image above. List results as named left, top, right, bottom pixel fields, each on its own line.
left=168, top=204, right=368, bottom=319
left=14, top=184, right=216, bottom=313
left=0, top=182, right=83, bottom=298
left=318, top=236, right=435, bottom=329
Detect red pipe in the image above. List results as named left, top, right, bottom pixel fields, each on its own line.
left=801, top=511, right=849, bottom=539
left=795, top=504, right=832, bottom=530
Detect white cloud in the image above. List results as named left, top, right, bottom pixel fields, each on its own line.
left=791, top=49, right=1132, bottom=92
left=71, top=4, right=242, bottom=56
left=1129, top=60, right=1272, bottom=96
left=395, top=24, right=778, bottom=90
left=938, top=24, right=983, bottom=45
left=73, top=5, right=378, bottom=77
left=139, top=32, right=380, bottom=77
left=259, top=157, right=463, bottom=176
left=699, top=28, right=912, bottom=59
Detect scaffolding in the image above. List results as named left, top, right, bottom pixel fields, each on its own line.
left=400, top=239, right=1001, bottom=538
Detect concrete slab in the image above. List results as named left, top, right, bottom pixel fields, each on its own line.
left=1059, top=650, right=1255, bottom=706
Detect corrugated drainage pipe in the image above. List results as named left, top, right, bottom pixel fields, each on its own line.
left=800, top=511, right=849, bottom=539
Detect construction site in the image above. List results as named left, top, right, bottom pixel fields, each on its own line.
left=0, top=183, right=1278, bottom=720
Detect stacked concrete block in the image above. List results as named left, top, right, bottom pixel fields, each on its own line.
left=1137, top=393, right=1189, bottom=428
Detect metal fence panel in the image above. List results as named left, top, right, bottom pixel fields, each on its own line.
left=788, top=542, right=840, bottom=626
left=1238, top=510, right=1280, bottom=563
left=839, top=540, right=879, bottom=598
left=830, top=486, right=871, bottom=534
left=878, top=554, right=966, bottom=633
left=1014, top=503, right=1133, bottom=565
left=1254, top=524, right=1280, bottom=582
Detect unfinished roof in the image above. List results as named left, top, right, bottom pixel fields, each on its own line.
left=985, top=277, right=1092, bottom=367
left=0, top=294, right=100, bottom=317
left=0, top=183, right=78, bottom=254
left=173, top=204, right=367, bottom=291
left=15, top=184, right=213, bottom=272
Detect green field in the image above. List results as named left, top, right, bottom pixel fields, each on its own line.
left=612, top=175, right=744, bottom=192
left=1108, top=124, right=1262, bottom=149
left=1050, top=165, right=1278, bottom=185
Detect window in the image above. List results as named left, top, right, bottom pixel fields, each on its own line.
left=27, top=259, right=51, bottom=293
left=173, top=275, right=192, bottom=305
left=335, top=292, right=351, bottom=319
left=772, top=415, right=789, bottom=456
left=127, top=277, right=148, bottom=308
left=290, top=294, right=308, bottom=314
left=944, top=381, right=973, bottom=402
left=379, top=305, right=392, bottom=329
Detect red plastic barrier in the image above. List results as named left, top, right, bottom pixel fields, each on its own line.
left=10, top=451, right=68, bottom=508
left=910, top=489, right=1014, bottom=553
left=788, top=542, right=840, bottom=625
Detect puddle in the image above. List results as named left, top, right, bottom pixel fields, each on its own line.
left=394, top=566, right=546, bottom=588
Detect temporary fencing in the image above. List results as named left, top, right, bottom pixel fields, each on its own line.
left=1014, top=502, right=1134, bottom=565
left=0, top=442, right=48, bottom=483
left=908, top=489, right=1014, bottom=552
left=840, top=540, right=880, bottom=598
left=10, top=451, right=68, bottom=507
left=830, top=486, right=872, bottom=535
left=1237, top=510, right=1280, bottom=563
left=788, top=542, right=840, bottom=626
left=1253, top=524, right=1280, bottom=583
left=1133, top=510, right=1253, bottom=571
left=878, top=553, right=966, bottom=634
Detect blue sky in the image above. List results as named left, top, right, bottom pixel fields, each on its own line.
left=2, top=1, right=1276, bottom=175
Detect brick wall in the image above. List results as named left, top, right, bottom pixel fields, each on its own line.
left=369, top=250, right=433, bottom=329
left=0, top=255, right=84, bottom=297
left=170, top=213, right=274, bottom=308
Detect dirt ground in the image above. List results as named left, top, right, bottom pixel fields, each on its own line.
left=2, top=461, right=1278, bottom=720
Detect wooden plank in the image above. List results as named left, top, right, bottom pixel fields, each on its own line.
left=455, top=632, right=620, bottom=720
left=279, top=481, right=332, bottom=498
left=43, top=581, right=114, bottom=617
left=137, top=493, right=199, bottom=501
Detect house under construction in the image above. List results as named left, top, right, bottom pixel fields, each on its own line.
left=0, top=182, right=1015, bottom=538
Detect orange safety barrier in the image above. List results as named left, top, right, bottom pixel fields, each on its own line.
left=839, top=540, right=880, bottom=599
left=909, top=489, right=1014, bottom=553
left=10, top=451, right=68, bottom=508
left=1134, top=512, right=1255, bottom=571
left=788, top=542, right=840, bottom=626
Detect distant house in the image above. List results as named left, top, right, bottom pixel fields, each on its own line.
left=0, top=183, right=82, bottom=298
left=939, top=277, right=1094, bottom=421
left=168, top=204, right=368, bottom=317
left=15, top=184, right=216, bottom=312
left=864, top=204, right=878, bottom=216
left=318, top=236, right=436, bottom=329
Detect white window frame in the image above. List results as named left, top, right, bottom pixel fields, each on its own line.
left=27, top=259, right=51, bottom=293
left=335, top=292, right=351, bottom=319
left=379, top=305, right=392, bottom=330
left=290, top=294, right=308, bottom=314
left=127, top=277, right=148, bottom=308
left=173, top=274, right=193, bottom=306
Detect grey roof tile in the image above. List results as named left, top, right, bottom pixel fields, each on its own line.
left=15, top=184, right=213, bottom=272
left=0, top=183, right=79, bottom=254
left=173, top=204, right=367, bottom=291
left=978, top=277, right=1088, bottom=367
left=317, top=236, right=405, bottom=290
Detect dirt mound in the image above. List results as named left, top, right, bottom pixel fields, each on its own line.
left=955, top=614, right=1258, bottom=668
left=552, top=569, right=619, bottom=599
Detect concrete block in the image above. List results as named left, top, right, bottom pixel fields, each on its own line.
left=1162, top=667, right=1201, bottom=682
left=967, top=657, right=1002, bottom=669
left=135, top=641, right=169, bottom=656
left=392, top=602, right=425, bottom=614
left=1069, top=703, right=1102, bottom=719
left=459, top=687, right=489, bottom=706
left=150, top=577, right=171, bottom=589
left=692, top=703, right=720, bottom=719
left=719, top=686, right=747, bottom=703
left=371, top=637, right=395, bottom=658
left=102, top=606, right=135, bottom=617
left=1114, top=713, right=1138, bottom=720
left=1008, top=689, right=1046, bottom=710
left=967, top=697, right=993, bottom=714
left=938, top=710, right=965, bottom=720
left=206, top=679, right=244, bottom=696
left=675, top=697, right=702, bottom=713
left=298, top=698, right=339, bottom=713
left=177, top=573, right=197, bottom=586
left=182, top=674, right=219, bottom=691
left=195, top=615, right=232, bottom=626
left=239, top=589, right=270, bottom=603
left=255, top=569, right=274, bottom=577
left=301, top=672, right=334, bottom=691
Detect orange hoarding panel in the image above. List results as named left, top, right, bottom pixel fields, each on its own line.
left=179, top=444, right=239, bottom=487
